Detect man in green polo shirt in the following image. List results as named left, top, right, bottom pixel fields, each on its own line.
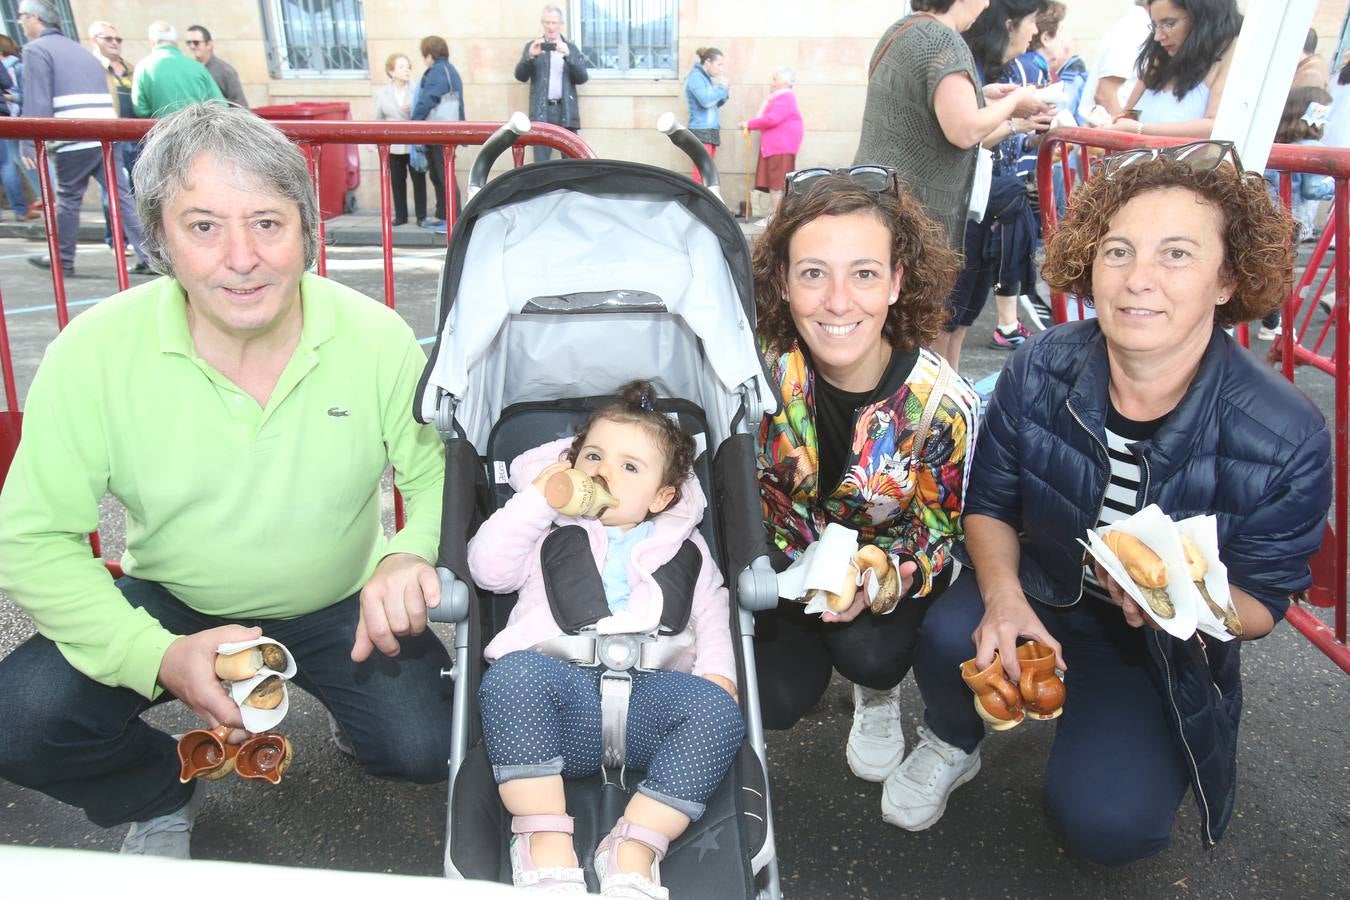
left=0, top=103, right=450, bottom=859
left=131, top=20, right=222, bottom=118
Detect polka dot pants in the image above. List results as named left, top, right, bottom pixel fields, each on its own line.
left=479, top=650, right=745, bottom=821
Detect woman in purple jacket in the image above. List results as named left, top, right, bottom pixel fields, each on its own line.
left=470, top=381, right=742, bottom=898
left=740, top=66, right=804, bottom=225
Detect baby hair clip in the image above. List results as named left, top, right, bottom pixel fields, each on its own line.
left=639, top=391, right=656, bottom=412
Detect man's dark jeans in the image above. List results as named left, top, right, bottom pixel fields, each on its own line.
left=0, top=576, right=453, bottom=827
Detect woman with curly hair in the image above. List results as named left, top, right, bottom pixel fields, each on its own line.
left=894, top=144, right=1332, bottom=862
left=751, top=167, right=982, bottom=817
left=1109, top=0, right=1239, bottom=138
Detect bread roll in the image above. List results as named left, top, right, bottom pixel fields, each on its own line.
left=855, top=544, right=900, bottom=614
left=1179, top=535, right=1208, bottom=583
left=819, top=561, right=859, bottom=613
left=1101, top=530, right=1174, bottom=618
left=1102, top=530, right=1167, bottom=589
left=243, top=675, right=285, bottom=710
left=215, top=647, right=264, bottom=681
left=1180, top=535, right=1243, bottom=636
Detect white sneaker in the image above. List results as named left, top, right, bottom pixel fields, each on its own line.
left=846, top=684, right=905, bottom=782
left=119, top=783, right=204, bottom=859
left=1256, top=324, right=1282, bottom=341
left=880, top=724, right=980, bottom=831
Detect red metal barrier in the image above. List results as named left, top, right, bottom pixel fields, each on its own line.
left=1037, top=127, right=1350, bottom=675
left=0, top=116, right=594, bottom=569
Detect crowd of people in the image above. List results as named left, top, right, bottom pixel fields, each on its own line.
left=0, top=0, right=1341, bottom=895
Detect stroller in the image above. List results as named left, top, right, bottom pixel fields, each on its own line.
left=416, top=116, right=784, bottom=898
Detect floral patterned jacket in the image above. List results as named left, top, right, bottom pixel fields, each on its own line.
left=757, top=343, right=980, bottom=597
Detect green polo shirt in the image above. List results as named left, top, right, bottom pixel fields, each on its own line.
left=0, top=274, right=444, bottom=699
left=131, top=44, right=222, bottom=117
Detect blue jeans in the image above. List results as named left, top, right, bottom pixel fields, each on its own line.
left=912, top=573, right=1190, bottom=865
left=0, top=138, right=32, bottom=216
left=479, top=650, right=744, bottom=821
left=0, top=576, right=452, bottom=827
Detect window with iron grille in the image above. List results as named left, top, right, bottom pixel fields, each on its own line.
left=261, top=0, right=368, bottom=78
left=574, top=0, right=677, bottom=77
left=1, top=0, right=76, bottom=45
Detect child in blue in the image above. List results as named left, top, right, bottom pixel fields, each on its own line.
left=471, top=381, right=742, bottom=898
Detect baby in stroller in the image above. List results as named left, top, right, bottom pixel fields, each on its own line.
left=469, top=379, right=744, bottom=898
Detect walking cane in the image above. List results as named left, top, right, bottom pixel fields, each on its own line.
left=742, top=125, right=754, bottom=222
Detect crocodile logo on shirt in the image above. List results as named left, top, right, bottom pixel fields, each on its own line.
left=327, top=406, right=351, bottom=418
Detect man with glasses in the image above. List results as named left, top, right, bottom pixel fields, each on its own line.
left=131, top=21, right=222, bottom=119
left=17, top=0, right=152, bottom=276
left=87, top=20, right=143, bottom=248
left=184, top=25, right=248, bottom=109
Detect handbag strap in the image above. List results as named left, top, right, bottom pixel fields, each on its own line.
left=911, top=356, right=953, bottom=465
left=868, top=13, right=936, bottom=79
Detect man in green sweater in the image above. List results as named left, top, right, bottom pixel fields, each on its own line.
left=131, top=20, right=222, bottom=117
left=0, top=104, right=449, bottom=858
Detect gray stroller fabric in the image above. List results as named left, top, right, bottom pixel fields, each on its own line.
left=420, top=188, right=777, bottom=451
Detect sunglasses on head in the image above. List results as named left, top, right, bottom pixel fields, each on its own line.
left=783, top=165, right=899, bottom=197
left=1099, top=140, right=1244, bottom=180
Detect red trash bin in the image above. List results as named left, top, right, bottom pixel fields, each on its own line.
left=253, top=102, right=360, bottom=220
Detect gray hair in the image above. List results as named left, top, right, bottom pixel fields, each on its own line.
left=541, top=4, right=564, bottom=19
left=87, top=20, right=114, bottom=40
left=774, top=66, right=795, bottom=86
left=18, top=0, right=60, bottom=27
left=133, top=104, right=319, bottom=276
left=148, top=21, right=177, bottom=43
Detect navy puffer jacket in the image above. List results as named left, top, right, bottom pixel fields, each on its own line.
left=964, top=321, right=1331, bottom=844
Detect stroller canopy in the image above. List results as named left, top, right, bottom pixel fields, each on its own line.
left=416, top=160, right=778, bottom=450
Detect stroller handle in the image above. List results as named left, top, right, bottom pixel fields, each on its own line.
left=469, top=111, right=533, bottom=199
left=657, top=112, right=721, bottom=197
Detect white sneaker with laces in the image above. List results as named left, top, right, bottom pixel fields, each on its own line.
left=880, top=724, right=980, bottom=831
left=845, top=683, right=905, bottom=782
left=119, top=782, right=204, bottom=859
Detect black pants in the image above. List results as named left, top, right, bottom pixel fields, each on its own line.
left=424, top=145, right=462, bottom=222
left=753, top=556, right=948, bottom=730
left=388, top=152, right=426, bottom=223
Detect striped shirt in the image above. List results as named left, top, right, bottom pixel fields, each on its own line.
left=1081, top=406, right=1167, bottom=603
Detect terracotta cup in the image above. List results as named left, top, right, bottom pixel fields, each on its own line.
left=1015, top=641, right=1065, bottom=720
left=235, top=733, right=294, bottom=784
left=177, top=726, right=239, bottom=783
left=959, top=652, right=1024, bottom=731
left=544, top=468, right=619, bottom=518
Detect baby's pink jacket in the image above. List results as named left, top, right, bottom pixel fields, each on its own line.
left=468, top=437, right=738, bottom=685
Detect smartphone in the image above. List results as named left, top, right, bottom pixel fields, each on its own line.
left=541, top=41, right=557, bottom=52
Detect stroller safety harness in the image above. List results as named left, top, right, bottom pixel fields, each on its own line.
left=534, top=525, right=700, bottom=767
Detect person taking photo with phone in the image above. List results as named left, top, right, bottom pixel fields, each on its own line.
left=515, top=4, right=589, bottom=163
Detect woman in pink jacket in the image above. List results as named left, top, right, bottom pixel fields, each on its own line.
left=469, top=381, right=742, bottom=899
left=741, top=66, right=805, bottom=225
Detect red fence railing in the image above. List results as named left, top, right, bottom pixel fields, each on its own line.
left=0, top=116, right=595, bottom=568
left=1037, top=127, right=1350, bottom=675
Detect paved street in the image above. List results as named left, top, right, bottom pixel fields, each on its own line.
left=0, top=222, right=1346, bottom=898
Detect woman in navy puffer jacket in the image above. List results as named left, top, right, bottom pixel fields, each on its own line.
left=883, top=143, right=1331, bottom=865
